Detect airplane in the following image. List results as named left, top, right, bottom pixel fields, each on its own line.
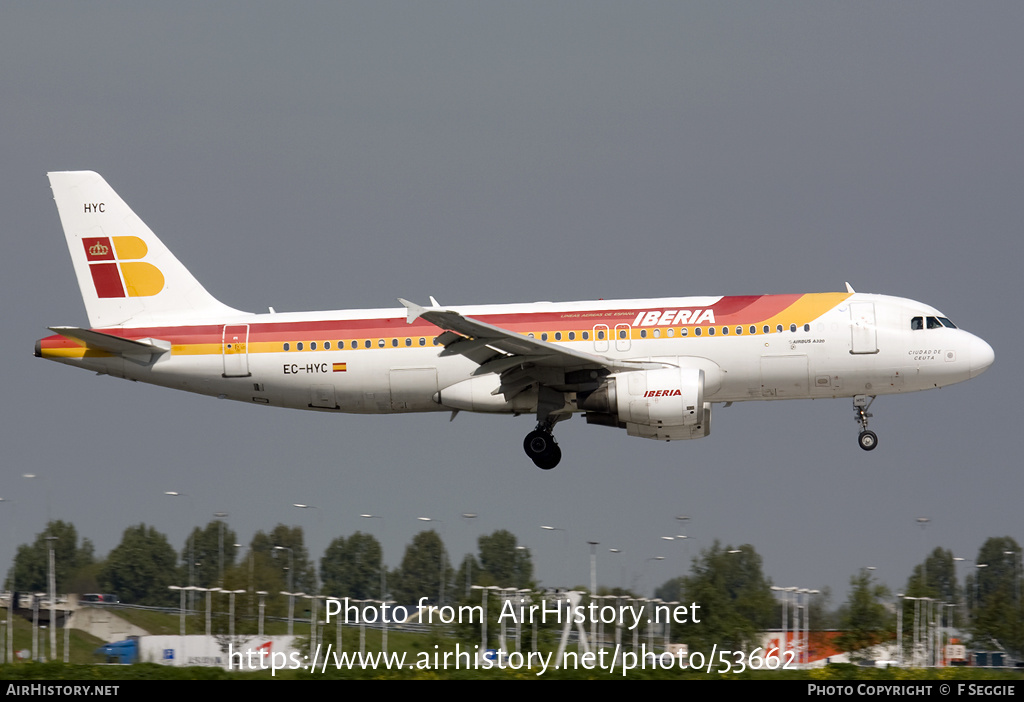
left=36, top=171, right=995, bottom=469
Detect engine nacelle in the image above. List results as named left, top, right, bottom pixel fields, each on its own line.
left=582, top=366, right=712, bottom=441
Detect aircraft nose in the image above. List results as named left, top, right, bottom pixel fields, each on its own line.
left=969, top=335, right=994, bottom=378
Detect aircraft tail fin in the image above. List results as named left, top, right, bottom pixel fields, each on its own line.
left=47, top=171, right=242, bottom=328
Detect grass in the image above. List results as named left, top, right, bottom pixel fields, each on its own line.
left=2, top=607, right=1023, bottom=680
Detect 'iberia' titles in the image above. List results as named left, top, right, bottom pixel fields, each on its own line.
left=632, top=309, right=715, bottom=327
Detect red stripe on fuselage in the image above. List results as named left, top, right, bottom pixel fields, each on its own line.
left=37, top=294, right=817, bottom=347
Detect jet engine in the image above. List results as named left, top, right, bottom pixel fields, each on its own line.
left=580, top=366, right=712, bottom=440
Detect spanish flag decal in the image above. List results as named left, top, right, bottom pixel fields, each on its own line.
left=333, top=363, right=347, bottom=372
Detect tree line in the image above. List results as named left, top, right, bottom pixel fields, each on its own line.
left=651, top=537, right=1022, bottom=661
left=6, top=519, right=532, bottom=620
left=8, top=521, right=1020, bottom=659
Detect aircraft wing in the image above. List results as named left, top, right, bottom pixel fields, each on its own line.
left=399, top=299, right=662, bottom=399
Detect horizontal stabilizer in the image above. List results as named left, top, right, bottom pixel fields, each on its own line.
left=48, top=326, right=170, bottom=364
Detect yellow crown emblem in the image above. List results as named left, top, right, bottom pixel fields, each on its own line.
left=89, top=242, right=109, bottom=257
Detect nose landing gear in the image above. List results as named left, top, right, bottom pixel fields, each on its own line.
left=853, top=395, right=878, bottom=451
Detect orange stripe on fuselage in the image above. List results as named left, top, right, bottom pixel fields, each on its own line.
left=36, top=293, right=853, bottom=359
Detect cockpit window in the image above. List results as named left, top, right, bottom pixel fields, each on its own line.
left=913, top=315, right=958, bottom=330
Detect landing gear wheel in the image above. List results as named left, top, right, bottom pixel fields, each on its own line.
left=858, top=430, right=878, bottom=451
left=524, top=429, right=561, bottom=470
left=852, top=396, right=878, bottom=452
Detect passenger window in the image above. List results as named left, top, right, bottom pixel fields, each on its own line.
left=736, top=326, right=743, bottom=335
left=776, top=324, right=783, bottom=333
left=405, top=338, right=412, bottom=346
left=640, top=329, right=647, bottom=339
left=364, top=340, right=371, bottom=348
left=597, top=330, right=605, bottom=340
left=681, top=328, right=688, bottom=336
left=555, top=332, right=562, bottom=341
left=653, top=329, right=660, bottom=339
left=763, top=325, right=770, bottom=334
left=721, top=327, right=728, bottom=335
left=694, top=328, right=702, bottom=337
left=378, top=339, right=385, bottom=348
left=568, top=331, right=576, bottom=340
left=619, top=329, right=627, bottom=339
left=708, top=327, right=715, bottom=336
left=667, top=328, right=674, bottom=337
left=284, top=342, right=290, bottom=351
left=750, top=326, right=756, bottom=335
left=803, top=324, right=810, bottom=332
left=419, top=338, right=426, bottom=346
left=391, top=338, right=398, bottom=347
left=310, top=342, right=317, bottom=350
left=789, top=324, right=796, bottom=332
left=582, top=331, right=589, bottom=340
left=297, top=342, right=304, bottom=351
left=325, top=341, right=331, bottom=350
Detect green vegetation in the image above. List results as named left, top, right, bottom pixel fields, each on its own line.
left=5, top=520, right=1024, bottom=679
left=2, top=604, right=1024, bottom=679
left=1, top=606, right=105, bottom=665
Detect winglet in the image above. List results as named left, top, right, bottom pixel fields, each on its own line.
left=845, top=282, right=856, bottom=293
left=398, top=298, right=426, bottom=324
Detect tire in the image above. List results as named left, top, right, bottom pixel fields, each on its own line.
left=533, top=444, right=561, bottom=470
left=524, top=430, right=552, bottom=456
left=524, top=430, right=561, bottom=469
left=858, top=430, right=878, bottom=451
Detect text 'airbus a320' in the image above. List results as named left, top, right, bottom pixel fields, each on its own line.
left=37, top=171, right=994, bottom=469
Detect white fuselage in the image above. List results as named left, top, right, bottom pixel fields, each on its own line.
left=39, top=292, right=993, bottom=417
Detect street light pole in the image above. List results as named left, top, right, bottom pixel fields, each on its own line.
left=916, top=517, right=930, bottom=585
left=360, top=514, right=387, bottom=600
left=588, top=540, right=599, bottom=650
left=541, top=525, right=566, bottom=588
left=462, top=513, right=479, bottom=597
left=644, top=556, right=665, bottom=598
left=418, top=517, right=447, bottom=605
left=45, top=535, right=57, bottom=662
left=165, top=491, right=196, bottom=609
left=168, top=586, right=186, bottom=666
left=274, top=545, right=295, bottom=635
left=213, top=512, right=229, bottom=586
left=293, top=504, right=320, bottom=597
left=257, top=591, right=268, bottom=637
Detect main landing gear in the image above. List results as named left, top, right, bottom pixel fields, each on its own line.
left=853, top=395, right=878, bottom=451
left=525, top=388, right=567, bottom=470
left=524, top=426, right=561, bottom=470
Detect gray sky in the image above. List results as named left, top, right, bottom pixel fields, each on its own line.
left=2, top=2, right=1021, bottom=605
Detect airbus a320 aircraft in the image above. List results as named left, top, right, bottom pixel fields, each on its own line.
left=37, top=171, right=994, bottom=469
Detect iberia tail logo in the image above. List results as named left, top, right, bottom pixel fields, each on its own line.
left=82, top=236, right=165, bottom=298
